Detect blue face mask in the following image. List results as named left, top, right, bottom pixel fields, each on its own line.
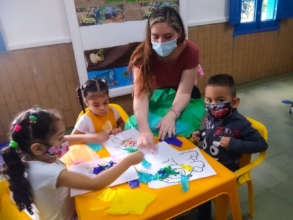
left=151, top=39, right=177, bottom=57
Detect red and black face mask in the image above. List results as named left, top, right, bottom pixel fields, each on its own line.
left=205, top=102, right=232, bottom=119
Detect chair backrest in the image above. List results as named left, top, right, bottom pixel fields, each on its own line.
left=0, top=180, right=34, bottom=220
left=76, top=104, right=129, bottom=124
left=239, top=117, right=268, bottom=168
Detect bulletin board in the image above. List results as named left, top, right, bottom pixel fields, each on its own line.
left=64, top=0, right=188, bottom=97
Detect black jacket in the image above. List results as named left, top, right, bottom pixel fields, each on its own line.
left=199, top=109, right=268, bottom=171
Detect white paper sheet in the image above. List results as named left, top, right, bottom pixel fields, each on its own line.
left=103, top=128, right=140, bottom=156
left=136, top=144, right=216, bottom=189
left=103, top=128, right=216, bottom=189
left=69, top=157, right=138, bottom=197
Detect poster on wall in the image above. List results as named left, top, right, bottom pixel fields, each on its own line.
left=88, top=66, right=132, bottom=89
left=0, top=32, right=5, bottom=52
left=75, top=0, right=179, bottom=26
left=85, top=42, right=140, bottom=89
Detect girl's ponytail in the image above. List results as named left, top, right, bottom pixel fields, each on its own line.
left=1, top=146, right=33, bottom=214
left=77, top=87, right=86, bottom=113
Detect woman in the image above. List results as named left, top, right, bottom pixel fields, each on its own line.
left=129, top=7, right=201, bottom=149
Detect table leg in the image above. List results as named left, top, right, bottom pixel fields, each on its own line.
left=229, top=181, right=242, bottom=220
left=214, top=194, right=229, bottom=220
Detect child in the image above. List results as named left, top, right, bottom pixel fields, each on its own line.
left=0, top=108, right=144, bottom=220
left=72, top=78, right=124, bottom=143
left=192, top=74, right=268, bottom=219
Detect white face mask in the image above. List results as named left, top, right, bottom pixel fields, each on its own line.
left=151, top=39, right=177, bottom=57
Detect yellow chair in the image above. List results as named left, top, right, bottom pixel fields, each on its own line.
left=234, top=117, right=268, bottom=218
left=0, top=180, right=34, bottom=220
left=77, top=103, right=129, bottom=123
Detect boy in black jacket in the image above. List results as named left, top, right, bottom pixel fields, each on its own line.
left=192, top=74, right=268, bottom=219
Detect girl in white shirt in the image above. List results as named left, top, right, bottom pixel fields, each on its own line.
left=1, top=108, right=143, bottom=220
left=72, top=78, right=124, bottom=144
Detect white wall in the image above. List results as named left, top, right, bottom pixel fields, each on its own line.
left=0, top=0, right=70, bottom=50
left=0, top=0, right=228, bottom=50
left=188, top=0, right=229, bottom=26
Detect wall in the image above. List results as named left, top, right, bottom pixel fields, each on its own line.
left=0, top=0, right=70, bottom=50
left=0, top=44, right=81, bottom=142
left=188, top=0, right=228, bottom=26
left=189, top=19, right=293, bottom=92
left=0, top=0, right=229, bottom=50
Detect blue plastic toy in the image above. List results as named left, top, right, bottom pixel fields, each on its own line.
left=141, top=159, right=152, bottom=168
left=87, top=143, right=103, bottom=152
left=181, top=175, right=189, bottom=192
left=165, top=136, right=182, bottom=147
left=282, top=100, right=293, bottom=114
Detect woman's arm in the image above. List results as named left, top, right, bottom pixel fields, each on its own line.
left=172, top=66, right=197, bottom=116
left=132, top=66, right=155, bottom=148
left=133, top=67, right=150, bottom=132
left=57, top=151, right=144, bottom=190
left=157, top=66, right=197, bottom=140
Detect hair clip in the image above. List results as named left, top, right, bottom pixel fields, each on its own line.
left=28, top=115, right=37, bottom=124
left=95, top=79, right=101, bottom=91
left=9, top=140, right=19, bottom=148
left=13, top=124, right=22, bottom=132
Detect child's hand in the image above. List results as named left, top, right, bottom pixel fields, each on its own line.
left=192, top=130, right=201, bottom=143
left=93, top=132, right=109, bottom=143
left=220, top=136, right=231, bottom=148
left=125, top=151, right=144, bottom=165
left=110, top=127, right=122, bottom=135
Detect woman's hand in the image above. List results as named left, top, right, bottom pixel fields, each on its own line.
left=136, top=130, right=155, bottom=149
left=157, top=111, right=176, bottom=140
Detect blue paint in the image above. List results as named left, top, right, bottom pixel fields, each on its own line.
left=128, top=179, right=140, bottom=189
left=87, top=143, right=103, bottom=152
left=181, top=175, right=189, bottom=192
left=141, top=159, right=152, bottom=168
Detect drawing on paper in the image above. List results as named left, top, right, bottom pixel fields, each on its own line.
left=103, top=129, right=216, bottom=189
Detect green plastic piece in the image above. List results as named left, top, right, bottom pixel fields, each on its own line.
left=123, top=147, right=139, bottom=153
left=9, top=140, right=18, bottom=148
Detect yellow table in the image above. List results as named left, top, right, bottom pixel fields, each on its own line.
left=74, top=137, right=242, bottom=220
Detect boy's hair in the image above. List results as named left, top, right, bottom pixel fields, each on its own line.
left=207, top=74, right=236, bottom=97
left=77, top=78, right=109, bottom=113
left=0, top=108, right=61, bottom=215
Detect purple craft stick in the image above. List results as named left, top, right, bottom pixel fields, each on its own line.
left=128, top=179, right=140, bottom=189
left=93, top=166, right=105, bottom=174
left=165, top=137, right=182, bottom=147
